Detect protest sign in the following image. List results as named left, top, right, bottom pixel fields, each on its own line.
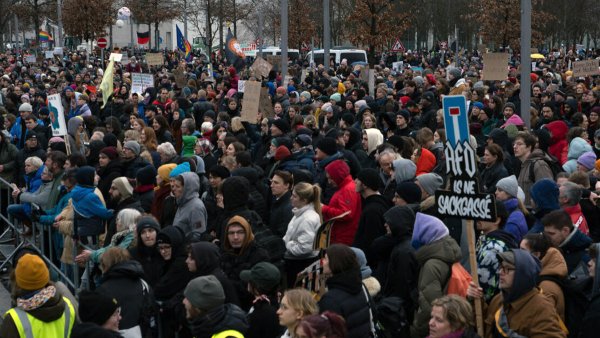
left=266, top=55, right=279, bottom=71
left=131, top=73, right=154, bottom=95
left=260, top=87, right=274, bottom=118
left=25, top=55, right=36, bottom=63
left=251, top=57, right=273, bottom=78
left=482, top=53, right=509, bottom=81
left=109, top=53, right=122, bottom=62
left=240, top=80, right=261, bottom=122
left=392, top=61, right=403, bottom=72
left=572, top=59, right=600, bottom=77
left=173, top=68, right=187, bottom=87
left=53, top=47, right=64, bottom=55
left=45, top=51, right=54, bottom=59
left=145, top=53, right=164, bottom=66
left=283, top=75, right=293, bottom=89
left=47, top=94, right=67, bottom=136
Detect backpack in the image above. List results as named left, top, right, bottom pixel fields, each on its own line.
left=528, top=155, right=562, bottom=182
left=362, top=285, right=410, bottom=338
left=538, top=275, right=589, bottom=338
left=445, top=262, right=472, bottom=297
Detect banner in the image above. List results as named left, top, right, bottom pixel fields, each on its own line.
left=47, top=94, right=67, bottom=136
left=131, top=73, right=154, bottom=96
left=99, top=59, right=115, bottom=108
left=241, top=80, right=261, bottom=122
left=225, top=27, right=245, bottom=71
left=482, top=53, right=509, bottom=81
left=145, top=53, right=164, bottom=66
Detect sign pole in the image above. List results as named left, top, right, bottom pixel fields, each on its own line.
left=466, top=219, right=483, bottom=337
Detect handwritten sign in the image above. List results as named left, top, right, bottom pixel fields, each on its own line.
left=47, top=94, right=67, bottom=136
left=240, top=80, right=261, bottom=122
left=482, top=53, right=509, bottom=81
left=251, top=56, right=273, bottom=78
left=131, top=73, right=154, bottom=96
left=145, top=53, right=164, bottom=66
left=572, top=59, right=600, bottom=78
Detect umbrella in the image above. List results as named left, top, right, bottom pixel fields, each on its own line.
left=531, top=53, right=545, bottom=59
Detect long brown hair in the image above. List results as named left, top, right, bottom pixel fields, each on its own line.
left=142, top=126, right=158, bottom=151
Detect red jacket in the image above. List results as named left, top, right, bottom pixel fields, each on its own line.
left=563, top=204, right=589, bottom=236
left=546, top=120, right=569, bottom=164
left=322, top=160, right=362, bottom=245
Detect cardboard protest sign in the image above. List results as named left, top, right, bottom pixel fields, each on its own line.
left=131, top=73, right=154, bottom=96
left=572, top=59, right=600, bottom=77
left=240, top=80, right=261, bottom=123
left=392, top=61, right=403, bottom=72
left=251, top=57, right=273, bottom=78
left=283, top=75, right=293, bottom=89
left=45, top=51, right=54, bottom=59
left=47, top=94, right=67, bottom=136
left=25, top=55, right=36, bottom=63
left=145, top=53, right=164, bottom=66
left=260, top=87, right=274, bottom=118
left=53, top=47, right=64, bottom=55
left=265, top=55, right=279, bottom=71
left=238, top=80, right=246, bottom=93
left=109, top=53, right=122, bottom=62
left=482, top=53, right=509, bottom=81
left=173, top=68, right=187, bottom=88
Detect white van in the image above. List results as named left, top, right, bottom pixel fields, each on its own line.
left=250, top=47, right=301, bottom=61
left=306, top=48, right=368, bottom=66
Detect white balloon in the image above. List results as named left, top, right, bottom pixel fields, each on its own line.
left=116, top=19, right=124, bottom=28
left=117, top=7, right=131, bottom=19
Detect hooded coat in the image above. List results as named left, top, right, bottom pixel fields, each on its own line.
left=410, top=213, right=462, bottom=338
left=517, top=149, right=554, bottom=208
left=189, top=242, right=240, bottom=306
left=484, top=249, right=566, bottom=338
left=352, top=193, right=390, bottom=268
left=154, top=226, right=194, bottom=301
left=562, top=137, right=592, bottom=174
left=376, top=206, right=418, bottom=318
left=128, top=219, right=165, bottom=287
left=322, top=160, right=362, bottom=245
left=529, top=179, right=561, bottom=234
left=96, top=260, right=147, bottom=331
left=538, top=247, right=568, bottom=322
left=546, top=120, right=569, bottom=165
left=579, top=244, right=600, bottom=338
left=503, top=198, right=528, bottom=244
left=172, top=172, right=208, bottom=234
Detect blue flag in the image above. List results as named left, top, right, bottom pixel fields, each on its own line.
left=176, top=25, right=186, bottom=53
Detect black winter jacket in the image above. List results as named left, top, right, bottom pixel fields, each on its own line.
left=353, top=194, right=391, bottom=268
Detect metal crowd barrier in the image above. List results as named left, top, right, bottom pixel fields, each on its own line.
left=0, top=176, right=91, bottom=292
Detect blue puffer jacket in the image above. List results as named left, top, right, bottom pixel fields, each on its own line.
left=21, top=165, right=44, bottom=215
left=503, top=198, right=528, bottom=243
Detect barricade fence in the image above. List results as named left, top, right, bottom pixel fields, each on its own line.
left=0, top=176, right=92, bottom=293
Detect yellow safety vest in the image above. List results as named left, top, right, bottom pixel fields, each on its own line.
left=5, top=297, right=75, bottom=338
left=212, top=329, right=245, bottom=338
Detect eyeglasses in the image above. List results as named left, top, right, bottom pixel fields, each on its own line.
left=499, top=265, right=515, bottom=274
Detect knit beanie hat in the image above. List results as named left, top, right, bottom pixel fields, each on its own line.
left=15, top=254, right=49, bottom=291
left=503, top=102, right=516, bottom=113
left=76, top=166, right=96, bottom=187
left=357, top=168, right=383, bottom=191
left=300, top=91, right=311, bottom=101
left=350, top=247, right=372, bottom=279
left=78, top=290, right=119, bottom=326
left=169, top=162, right=191, bottom=178
left=577, top=151, right=597, bottom=170
left=103, top=133, right=118, bottom=148
left=416, top=173, right=443, bottom=196
left=272, top=119, right=291, bottom=134
left=447, top=67, right=461, bottom=79
left=19, top=102, right=33, bottom=112
left=316, top=137, right=338, bottom=156
left=112, top=177, right=133, bottom=199
left=330, top=93, right=342, bottom=103
left=395, top=181, right=422, bottom=204
left=123, top=140, right=141, bottom=156
left=472, top=101, right=484, bottom=110
left=321, top=102, right=333, bottom=113
left=100, top=146, right=118, bottom=160
left=136, top=165, right=157, bottom=186
left=208, top=165, right=230, bottom=179
left=341, top=112, right=355, bottom=126
left=496, top=175, right=519, bottom=198
left=184, top=275, right=225, bottom=311
left=157, top=163, right=177, bottom=183
left=274, top=145, right=292, bottom=161
left=397, top=109, right=410, bottom=122
left=136, top=216, right=160, bottom=234
left=294, top=134, right=312, bottom=148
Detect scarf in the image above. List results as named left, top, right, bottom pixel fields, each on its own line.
left=17, top=285, right=56, bottom=311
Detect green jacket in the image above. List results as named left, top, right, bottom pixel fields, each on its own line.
left=411, top=236, right=462, bottom=338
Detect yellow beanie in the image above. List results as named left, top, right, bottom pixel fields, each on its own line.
left=157, top=163, right=177, bottom=183
left=15, top=254, right=49, bottom=291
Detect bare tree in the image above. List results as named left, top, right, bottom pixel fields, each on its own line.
left=62, top=0, right=114, bottom=42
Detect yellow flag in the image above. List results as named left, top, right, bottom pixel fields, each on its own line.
left=99, top=59, right=115, bottom=109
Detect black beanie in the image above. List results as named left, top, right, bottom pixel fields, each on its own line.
left=341, top=113, right=355, bottom=126
left=222, top=176, right=250, bottom=211
left=136, top=165, right=157, bottom=186
left=395, top=181, right=422, bottom=204
left=103, top=133, right=118, bottom=148
left=136, top=216, right=160, bottom=235
left=357, top=168, right=383, bottom=191
left=316, top=137, right=338, bottom=156
left=272, top=119, right=291, bottom=134
left=76, top=166, right=96, bottom=187
left=208, top=165, right=230, bottom=179
left=78, top=290, right=119, bottom=326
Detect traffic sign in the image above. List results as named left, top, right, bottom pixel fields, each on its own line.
left=442, top=95, right=469, bottom=148
left=97, top=38, right=108, bottom=49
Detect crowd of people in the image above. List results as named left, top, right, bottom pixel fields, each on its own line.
left=0, top=45, right=599, bottom=338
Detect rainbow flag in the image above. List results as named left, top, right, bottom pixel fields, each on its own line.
left=176, top=25, right=192, bottom=61
left=39, top=31, right=52, bottom=42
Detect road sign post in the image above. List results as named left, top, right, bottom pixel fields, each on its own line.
left=97, top=38, right=108, bottom=49
left=436, top=95, right=495, bottom=337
